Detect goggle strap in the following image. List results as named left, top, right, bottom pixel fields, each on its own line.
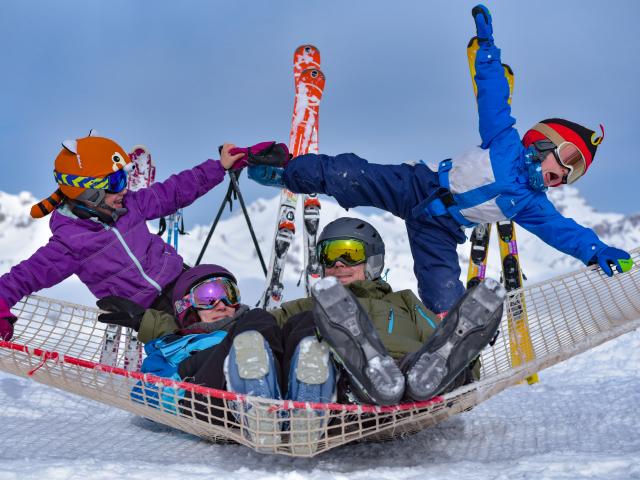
left=531, top=123, right=566, bottom=148
left=53, top=169, right=126, bottom=191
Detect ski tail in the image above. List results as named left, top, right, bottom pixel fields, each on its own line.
left=496, top=221, right=538, bottom=384
left=302, top=63, right=324, bottom=295
left=466, top=223, right=492, bottom=289
left=99, top=324, right=122, bottom=367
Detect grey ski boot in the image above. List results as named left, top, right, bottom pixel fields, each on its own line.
left=402, top=278, right=506, bottom=401
left=311, top=276, right=405, bottom=405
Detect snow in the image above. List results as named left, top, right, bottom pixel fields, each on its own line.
left=1, top=329, right=639, bottom=478
left=0, top=188, right=639, bottom=478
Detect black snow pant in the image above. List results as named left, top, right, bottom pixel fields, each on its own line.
left=280, top=311, right=321, bottom=391
left=177, top=309, right=284, bottom=424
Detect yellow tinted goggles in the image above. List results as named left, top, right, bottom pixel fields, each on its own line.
left=318, top=238, right=367, bottom=267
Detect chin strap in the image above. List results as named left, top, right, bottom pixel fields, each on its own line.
left=68, top=199, right=128, bottom=224
left=524, top=146, right=548, bottom=192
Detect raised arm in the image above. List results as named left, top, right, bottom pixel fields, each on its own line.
left=129, top=144, right=244, bottom=221
left=130, top=159, right=225, bottom=220
left=96, top=296, right=179, bottom=344
left=514, top=195, right=630, bottom=275
left=470, top=5, right=517, bottom=148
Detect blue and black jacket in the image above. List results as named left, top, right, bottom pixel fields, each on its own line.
left=131, top=330, right=228, bottom=412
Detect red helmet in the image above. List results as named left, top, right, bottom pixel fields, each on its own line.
left=522, top=118, right=604, bottom=183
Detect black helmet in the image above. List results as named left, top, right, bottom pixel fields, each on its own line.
left=318, top=217, right=385, bottom=280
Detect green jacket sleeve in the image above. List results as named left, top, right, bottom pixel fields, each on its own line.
left=138, top=309, right=180, bottom=344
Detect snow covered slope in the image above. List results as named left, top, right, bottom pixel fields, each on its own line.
left=0, top=186, right=638, bottom=306
left=0, top=187, right=638, bottom=478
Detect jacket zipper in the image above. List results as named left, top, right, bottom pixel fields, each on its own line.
left=106, top=224, right=162, bottom=293
left=415, top=305, right=437, bottom=329
left=387, top=308, right=395, bottom=334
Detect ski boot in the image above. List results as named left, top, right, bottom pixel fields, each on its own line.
left=402, top=278, right=506, bottom=401
left=224, top=330, right=282, bottom=451
left=311, top=276, right=405, bottom=405
left=287, top=336, right=336, bottom=455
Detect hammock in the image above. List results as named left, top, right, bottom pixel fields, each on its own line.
left=0, top=248, right=638, bottom=457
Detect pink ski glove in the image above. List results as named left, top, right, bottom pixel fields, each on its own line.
left=0, top=299, right=16, bottom=341
left=229, top=141, right=291, bottom=170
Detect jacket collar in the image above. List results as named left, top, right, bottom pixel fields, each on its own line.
left=176, top=304, right=251, bottom=335
left=347, top=279, right=393, bottom=299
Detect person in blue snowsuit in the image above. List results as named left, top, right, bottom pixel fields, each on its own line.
left=241, top=4, right=631, bottom=315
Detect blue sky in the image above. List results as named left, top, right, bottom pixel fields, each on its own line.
left=1, top=0, right=638, bottom=228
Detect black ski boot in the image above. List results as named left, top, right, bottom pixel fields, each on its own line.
left=311, top=276, right=405, bottom=405
left=402, top=278, right=506, bottom=401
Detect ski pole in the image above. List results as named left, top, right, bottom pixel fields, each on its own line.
left=195, top=180, right=234, bottom=265
left=219, top=145, right=267, bottom=275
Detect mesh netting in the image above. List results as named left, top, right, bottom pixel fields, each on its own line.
left=0, top=248, right=638, bottom=457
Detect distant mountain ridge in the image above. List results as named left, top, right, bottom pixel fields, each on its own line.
left=0, top=187, right=637, bottom=306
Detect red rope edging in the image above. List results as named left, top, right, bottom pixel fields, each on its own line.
left=0, top=340, right=444, bottom=413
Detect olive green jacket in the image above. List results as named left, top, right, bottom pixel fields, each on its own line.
left=272, top=280, right=440, bottom=360
left=137, top=280, right=440, bottom=360
left=138, top=309, right=185, bottom=344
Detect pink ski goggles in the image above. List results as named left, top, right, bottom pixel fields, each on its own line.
left=174, top=277, right=241, bottom=315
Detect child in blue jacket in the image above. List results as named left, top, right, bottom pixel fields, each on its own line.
left=241, top=5, right=631, bottom=315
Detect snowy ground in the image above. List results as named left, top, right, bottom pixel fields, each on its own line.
left=0, top=326, right=638, bottom=480
left=1, top=191, right=639, bottom=478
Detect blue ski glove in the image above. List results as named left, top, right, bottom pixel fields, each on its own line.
left=472, top=5, right=493, bottom=43
left=248, top=164, right=285, bottom=188
left=591, top=246, right=632, bottom=277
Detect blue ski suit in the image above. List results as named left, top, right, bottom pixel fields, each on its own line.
left=282, top=37, right=608, bottom=314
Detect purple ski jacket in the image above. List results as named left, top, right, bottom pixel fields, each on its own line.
left=0, top=159, right=226, bottom=309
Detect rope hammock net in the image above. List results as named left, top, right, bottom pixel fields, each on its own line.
left=0, top=248, right=638, bottom=457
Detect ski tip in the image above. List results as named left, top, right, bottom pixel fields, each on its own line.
left=295, top=44, right=320, bottom=56
left=128, top=144, right=150, bottom=157
left=293, top=45, right=321, bottom=72
left=300, top=68, right=325, bottom=78
left=298, top=68, right=326, bottom=84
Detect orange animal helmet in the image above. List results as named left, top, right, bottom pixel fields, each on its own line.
left=30, top=130, right=131, bottom=219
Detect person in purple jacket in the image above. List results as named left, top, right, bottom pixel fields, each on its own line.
left=0, top=130, right=244, bottom=341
